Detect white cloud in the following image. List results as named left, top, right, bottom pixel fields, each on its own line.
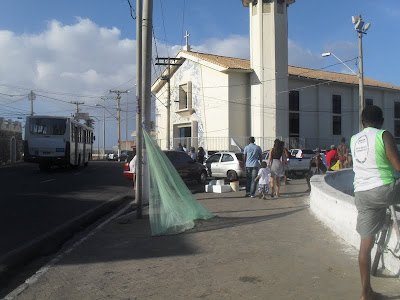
left=0, top=17, right=136, bottom=103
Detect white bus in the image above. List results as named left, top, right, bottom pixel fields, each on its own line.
left=24, top=115, right=94, bottom=170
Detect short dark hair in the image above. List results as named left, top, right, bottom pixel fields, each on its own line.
left=249, top=136, right=255, bottom=143
left=362, top=105, right=383, bottom=124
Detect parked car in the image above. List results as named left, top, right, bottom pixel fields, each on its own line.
left=205, top=151, right=245, bottom=181
left=123, top=150, right=207, bottom=184
left=289, top=149, right=315, bottom=159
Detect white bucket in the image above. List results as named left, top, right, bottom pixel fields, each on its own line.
left=230, top=181, right=239, bottom=192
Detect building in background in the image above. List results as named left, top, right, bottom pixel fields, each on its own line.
left=0, top=118, right=23, bottom=164
left=152, top=0, right=400, bottom=152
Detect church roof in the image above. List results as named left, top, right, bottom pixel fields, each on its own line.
left=179, top=50, right=252, bottom=71
left=152, top=50, right=400, bottom=92
left=288, top=65, right=400, bottom=91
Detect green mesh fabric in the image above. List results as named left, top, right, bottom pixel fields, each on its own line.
left=142, top=129, right=214, bottom=236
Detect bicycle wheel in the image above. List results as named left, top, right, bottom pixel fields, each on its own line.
left=371, top=225, right=389, bottom=276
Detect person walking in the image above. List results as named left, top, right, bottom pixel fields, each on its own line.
left=197, top=147, right=205, bottom=164
left=280, top=141, right=290, bottom=185
left=325, top=144, right=338, bottom=169
left=337, top=137, right=349, bottom=169
left=267, top=139, right=285, bottom=198
left=189, top=147, right=197, bottom=161
left=254, top=161, right=270, bottom=200
left=243, top=136, right=262, bottom=198
left=351, top=105, right=400, bottom=300
left=175, top=143, right=184, bottom=151
left=305, top=148, right=327, bottom=191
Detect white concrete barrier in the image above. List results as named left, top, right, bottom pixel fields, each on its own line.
left=310, top=169, right=400, bottom=276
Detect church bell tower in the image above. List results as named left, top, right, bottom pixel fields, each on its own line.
left=242, top=0, right=294, bottom=144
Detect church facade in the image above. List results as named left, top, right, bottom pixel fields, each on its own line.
left=151, top=0, right=400, bottom=152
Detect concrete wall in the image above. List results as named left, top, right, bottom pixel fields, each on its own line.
left=310, top=169, right=400, bottom=276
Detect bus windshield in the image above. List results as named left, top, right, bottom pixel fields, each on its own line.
left=29, top=118, right=67, bottom=135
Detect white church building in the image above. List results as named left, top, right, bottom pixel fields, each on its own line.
left=152, top=0, right=400, bottom=152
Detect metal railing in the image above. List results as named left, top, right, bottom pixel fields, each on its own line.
left=155, top=136, right=306, bottom=152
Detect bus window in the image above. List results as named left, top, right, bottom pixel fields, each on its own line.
left=29, top=118, right=67, bottom=135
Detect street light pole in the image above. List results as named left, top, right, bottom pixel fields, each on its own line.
left=352, top=14, right=370, bottom=132
left=358, top=30, right=364, bottom=132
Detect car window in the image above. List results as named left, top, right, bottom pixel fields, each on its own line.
left=207, top=154, right=221, bottom=163
left=221, top=154, right=234, bottom=162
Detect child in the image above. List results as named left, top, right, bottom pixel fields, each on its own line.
left=254, top=161, right=270, bottom=200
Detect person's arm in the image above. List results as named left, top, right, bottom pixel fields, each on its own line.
left=383, top=131, right=400, bottom=172
left=258, top=148, right=263, bottom=164
left=267, top=148, right=272, bottom=166
left=254, top=175, right=260, bottom=182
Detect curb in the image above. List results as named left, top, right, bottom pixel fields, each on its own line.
left=0, top=194, right=132, bottom=280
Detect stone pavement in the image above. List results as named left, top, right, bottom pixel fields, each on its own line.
left=5, top=179, right=400, bottom=299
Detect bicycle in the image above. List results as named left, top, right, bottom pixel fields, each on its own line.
left=371, top=205, right=400, bottom=276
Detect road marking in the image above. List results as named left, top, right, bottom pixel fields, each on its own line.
left=4, top=201, right=134, bottom=300
left=40, top=179, right=55, bottom=184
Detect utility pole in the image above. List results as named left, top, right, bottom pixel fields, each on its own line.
left=70, top=101, right=85, bottom=113
left=136, top=0, right=143, bottom=218
left=142, top=0, right=153, bottom=130
left=125, top=95, right=128, bottom=151
left=101, top=97, right=106, bottom=158
left=28, top=91, right=36, bottom=116
left=109, top=90, right=129, bottom=161
left=138, top=0, right=153, bottom=219
left=155, top=57, right=183, bottom=149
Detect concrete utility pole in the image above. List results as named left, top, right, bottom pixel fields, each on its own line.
left=28, top=91, right=36, bottom=116
left=126, top=93, right=129, bottom=150
left=142, top=0, right=153, bottom=130
left=138, top=0, right=153, bottom=219
left=109, top=90, right=129, bottom=161
left=102, top=98, right=106, bottom=158
left=155, top=57, right=183, bottom=149
left=70, top=101, right=85, bottom=113
left=136, top=0, right=143, bottom=218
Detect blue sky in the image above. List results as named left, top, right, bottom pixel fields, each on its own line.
left=0, top=0, right=399, bottom=148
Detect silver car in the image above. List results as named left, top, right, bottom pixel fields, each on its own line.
left=205, top=152, right=245, bottom=181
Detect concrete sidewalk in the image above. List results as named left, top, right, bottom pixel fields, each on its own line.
left=5, top=179, right=400, bottom=299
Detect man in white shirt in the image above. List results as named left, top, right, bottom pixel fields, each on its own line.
left=129, top=154, right=137, bottom=189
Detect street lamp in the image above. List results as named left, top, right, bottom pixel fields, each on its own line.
left=352, top=14, right=371, bottom=131
left=321, top=52, right=358, bottom=75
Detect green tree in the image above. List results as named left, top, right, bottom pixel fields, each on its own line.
left=84, top=118, right=95, bottom=128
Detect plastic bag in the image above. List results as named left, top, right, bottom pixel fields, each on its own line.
left=142, top=129, right=214, bottom=236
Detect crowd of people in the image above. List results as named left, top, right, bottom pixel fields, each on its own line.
left=175, top=142, right=206, bottom=164
left=173, top=136, right=353, bottom=198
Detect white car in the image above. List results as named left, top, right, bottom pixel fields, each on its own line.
left=289, top=149, right=315, bottom=159
left=205, top=151, right=245, bottom=181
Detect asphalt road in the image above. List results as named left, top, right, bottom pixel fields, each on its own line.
left=0, top=161, right=133, bottom=259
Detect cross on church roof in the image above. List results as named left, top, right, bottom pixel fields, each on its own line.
left=183, top=30, right=191, bottom=51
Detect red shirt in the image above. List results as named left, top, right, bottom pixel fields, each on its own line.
left=325, top=149, right=338, bottom=167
